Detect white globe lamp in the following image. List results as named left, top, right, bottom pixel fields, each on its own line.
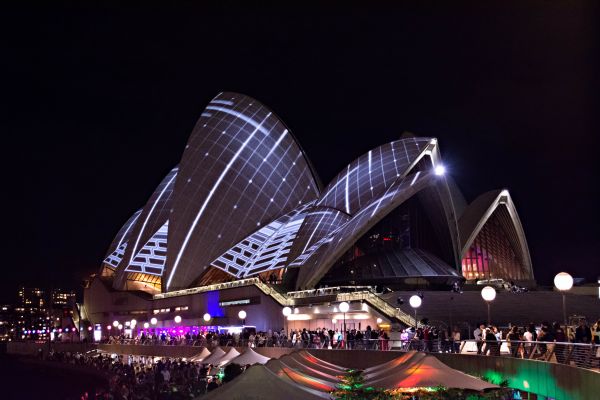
left=282, top=306, right=292, bottom=317
left=338, top=302, right=350, bottom=313
left=174, top=315, right=182, bottom=324
left=481, top=286, right=496, bottom=325
left=203, top=313, right=211, bottom=322
left=481, top=286, right=497, bottom=301
left=409, top=295, right=422, bottom=308
left=150, top=317, right=158, bottom=325
left=554, top=272, right=573, bottom=291
left=554, top=272, right=573, bottom=327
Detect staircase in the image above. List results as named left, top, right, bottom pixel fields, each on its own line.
left=335, top=291, right=414, bottom=326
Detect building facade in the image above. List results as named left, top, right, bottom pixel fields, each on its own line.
left=84, top=92, right=534, bottom=332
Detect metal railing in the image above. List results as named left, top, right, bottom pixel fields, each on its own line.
left=443, top=339, right=600, bottom=371
left=98, top=336, right=600, bottom=371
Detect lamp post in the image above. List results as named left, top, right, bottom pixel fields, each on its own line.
left=481, top=286, right=496, bottom=325
left=339, top=302, right=349, bottom=349
left=238, top=310, right=247, bottom=325
left=282, top=306, right=292, bottom=339
left=554, top=272, right=573, bottom=328
left=409, top=295, right=422, bottom=331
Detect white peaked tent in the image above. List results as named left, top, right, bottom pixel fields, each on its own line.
left=201, top=364, right=330, bottom=400
left=216, top=347, right=241, bottom=366
left=200, top=347, right=226, bottom=365
left=226, top=347, right=271, bottom=366
left=189, top=347, right=211, bottom=362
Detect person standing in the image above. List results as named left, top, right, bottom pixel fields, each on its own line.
left=474, top=323, right=485, bottom=355
left=507, top=326, right=520, bottom=358
left=451, top=327, right=461, bottom=354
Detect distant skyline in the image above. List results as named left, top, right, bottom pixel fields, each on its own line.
left=2, top=2, right=598, bottom=302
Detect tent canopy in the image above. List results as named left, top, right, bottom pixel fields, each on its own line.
left=189, top=347, right=211, bottom=362
left=227, top=348, right=271, bottom=366
left=217, top=348, right=241, bottom=366
left=200, top=347, right=226, bottom=365
left=201, top=364, right=330, bottom=400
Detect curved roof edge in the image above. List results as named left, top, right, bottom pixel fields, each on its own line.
left=458, top=189, right=534, bottom=280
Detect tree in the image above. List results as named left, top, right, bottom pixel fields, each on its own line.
left=223, top=363, right=243, bottom=383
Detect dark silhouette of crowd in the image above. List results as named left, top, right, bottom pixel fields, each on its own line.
left=47, top=350, right=225, bottom=399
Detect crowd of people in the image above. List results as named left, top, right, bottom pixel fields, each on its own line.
left=47, top=350, right=231, bottom=399
left=469, top=319, right=600, bottom=366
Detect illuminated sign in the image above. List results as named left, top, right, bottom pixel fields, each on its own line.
left=218, top=297, right=260, bottom=307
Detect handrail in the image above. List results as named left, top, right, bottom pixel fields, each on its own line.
left=457, top=339, right=600, bottom=370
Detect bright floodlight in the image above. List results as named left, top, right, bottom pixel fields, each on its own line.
left=112, top=320, right=119, bottom=327
left=481, top=286, right=497, bottom=302
left=434, top=165, right=446, bottom=176
left=130, top=319, right=137, bottom=327
left=150, top=317, right=158, bottom=325
left=409, top=295, right=422, bottom=308
left=339, top=302, right=350, bottom=313
left=203, top=313, right=211, bottom=322
left=143, top=322, right=149, bottom=329
left=238, top=310, right=247, bottom=320
left=174, top=315, right=182, bottom=324
left=282, top=306, right=292, bottom=316
left=118, top=324, right=123, bottom=330
left=554, top=272, right=573, bottom=291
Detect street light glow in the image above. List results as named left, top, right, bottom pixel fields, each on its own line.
left=339, top=302, right=350, bottom=313
left=434, top=165, right=446, bottom=176
left=481, top=286, right=497, bottom=302
left=554, top=272, right=573, bottom=291
left=409, top=295, right=422, bottom=308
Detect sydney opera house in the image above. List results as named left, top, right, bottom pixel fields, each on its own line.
left=83, top=92, right=534, bottom=333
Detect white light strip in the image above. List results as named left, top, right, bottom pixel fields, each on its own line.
left=344, top=165, right=350, bottom=214
left=205, top=106, right=271, bottom=135
left=116, top=211, right=141, bottom=250
left=302, top=211, right=328, bottom=254
left=264, top=130, right=288, bottom=160
left=128, top=171, right=178, bottom=266
left=210, top=99, right=234, bottom=106
left=166, top=112, right=272, bottom=289
left=318, top=166, right=358, bottom=203
left=410, top=170, right=421, bottom=186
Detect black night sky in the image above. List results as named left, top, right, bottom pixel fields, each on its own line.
left=2, top=2, right=598, bottom=303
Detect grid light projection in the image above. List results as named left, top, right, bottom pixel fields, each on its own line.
left=100, top=92, right=534, bottom=294
left=125, top=220, right=169, bottom=276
